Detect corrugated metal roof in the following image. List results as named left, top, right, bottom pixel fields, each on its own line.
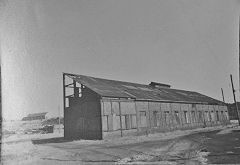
left=67, top=74, right=224, bottom=105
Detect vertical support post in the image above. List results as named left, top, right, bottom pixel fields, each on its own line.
left=0, top=66, right=1, bottom=160
left=159, top=103, right=162, bottom=129
left=63, top=73, right=66, bottom=137
left=58, top=105, right=61, bottom=133
left=108, top=101, right=113, bottom=131
left=110, top=101, right=113, bottom=115
left=221, top=88, right=225, bottom=103
left=180, top=104, right=183, bottom=128
left=100, top=99, right=103, bottom=140
left=73, top=80, right=79, bottom=97
left=119, top=101, right=123, bottom=137
left=135, top=101, right=139, bottom=135
left=146, top=101, right=149, bottom=136
left=73, top=80, right=76, bottom=96
left=170, top=103, right=173, bottom=130
left=230, top=74, right=240, bottom=126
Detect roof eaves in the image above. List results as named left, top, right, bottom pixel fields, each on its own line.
left=135, top=98, right=218, bottom=105
left=101, top=95, right=135, bottom=100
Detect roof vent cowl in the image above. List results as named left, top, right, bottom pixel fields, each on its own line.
left=149, top=82, right=171, bottom=89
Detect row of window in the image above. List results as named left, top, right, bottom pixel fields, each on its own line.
left=103, top=110, right=229, bottom=131
left=204, top=110, right=228, bottom=122
left=140, top=110, right=229, bottom=127
left=102, top=114, right=137, bottom=131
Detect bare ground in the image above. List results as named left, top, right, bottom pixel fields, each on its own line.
left=1, top=123, right=239, bottom=165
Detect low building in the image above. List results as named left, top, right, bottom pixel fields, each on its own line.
left=22, top=112, right=48, bottom=121
left=227, top=102, right=240, bottom=120
left=63, top=73, right=229, bottom=140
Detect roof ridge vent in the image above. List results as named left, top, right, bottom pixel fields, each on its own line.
left=149, top=82, right=171, bottom=89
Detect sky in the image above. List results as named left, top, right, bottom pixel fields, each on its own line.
left=1, top=0, right=240, bottom=120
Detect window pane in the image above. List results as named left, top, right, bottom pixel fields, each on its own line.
left=153, top=111, right=158, bottom=127
left=125, top=115, right=130, bottom=130
left=216, top=111, right=219, bottom=121
left=205, top=111, right=209, bottom=121
left=184, top=111, right=189, bottom=123
left=221, top=111, right=224, bottom=120
left=198, top=111, right=203, bottom=122
left=115, top=115, right=121, bottom=130
left=225, top=111, right=229, bottom=120
left=211, top=111, right=215, bottom=121
left=131, top=115, right=137, bottom=128
left=175, top=111, right=180, bottom=124
left=121, top=115, right=126, bottom=129
left=139, top=111, right=147, bottom=127
left=191, top=111, right=195, bottom=123
left=164, top=111, right=170, bottom=125
left=102, top=116, right=108, bottom=131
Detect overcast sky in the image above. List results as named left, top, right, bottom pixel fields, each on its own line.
left=1, top=0, right=240, bottom=120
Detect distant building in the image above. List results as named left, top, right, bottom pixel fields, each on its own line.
left=63, top=73, right=229, bottom=140
left=22, top=112, right=48, bottom=121
left=227, top=103, right=240, bottom=120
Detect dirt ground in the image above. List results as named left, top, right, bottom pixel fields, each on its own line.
left=201, top=126, right=240, bottom=164
left=1, top=122, right=240, bottom=165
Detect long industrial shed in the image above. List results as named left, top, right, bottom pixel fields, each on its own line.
left=63, top=73, right=229, bottom=140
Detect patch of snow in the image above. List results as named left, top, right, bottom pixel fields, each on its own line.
left=196, top=151, right=210, bottom=164
left=230, top=120, right=239, bottom=124
left=117, top=157, right=132, bottom=163
left=217, top=126, right=240, bottom=135
left=217, top=129, right=232, bottom=135
left=117, top=153, right=154, bottom=163
left=2, top=140, right=73, bottom=164
left=226, top=151, right=234, bottom=154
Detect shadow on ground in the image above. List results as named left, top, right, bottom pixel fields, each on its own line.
left=203, top=128, right=240, bottom=164
left=32, top=137, right=73, bottom=144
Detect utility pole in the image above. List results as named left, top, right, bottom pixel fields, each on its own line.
left=63, top=73, right=66, bottom=137
left=239, top=16, right=240, bottom=108
left=221, top=88, right=225, bottom=103
left=230, top=74, right=240, bottom=125
left=118, top=101, right=123, bottom=137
